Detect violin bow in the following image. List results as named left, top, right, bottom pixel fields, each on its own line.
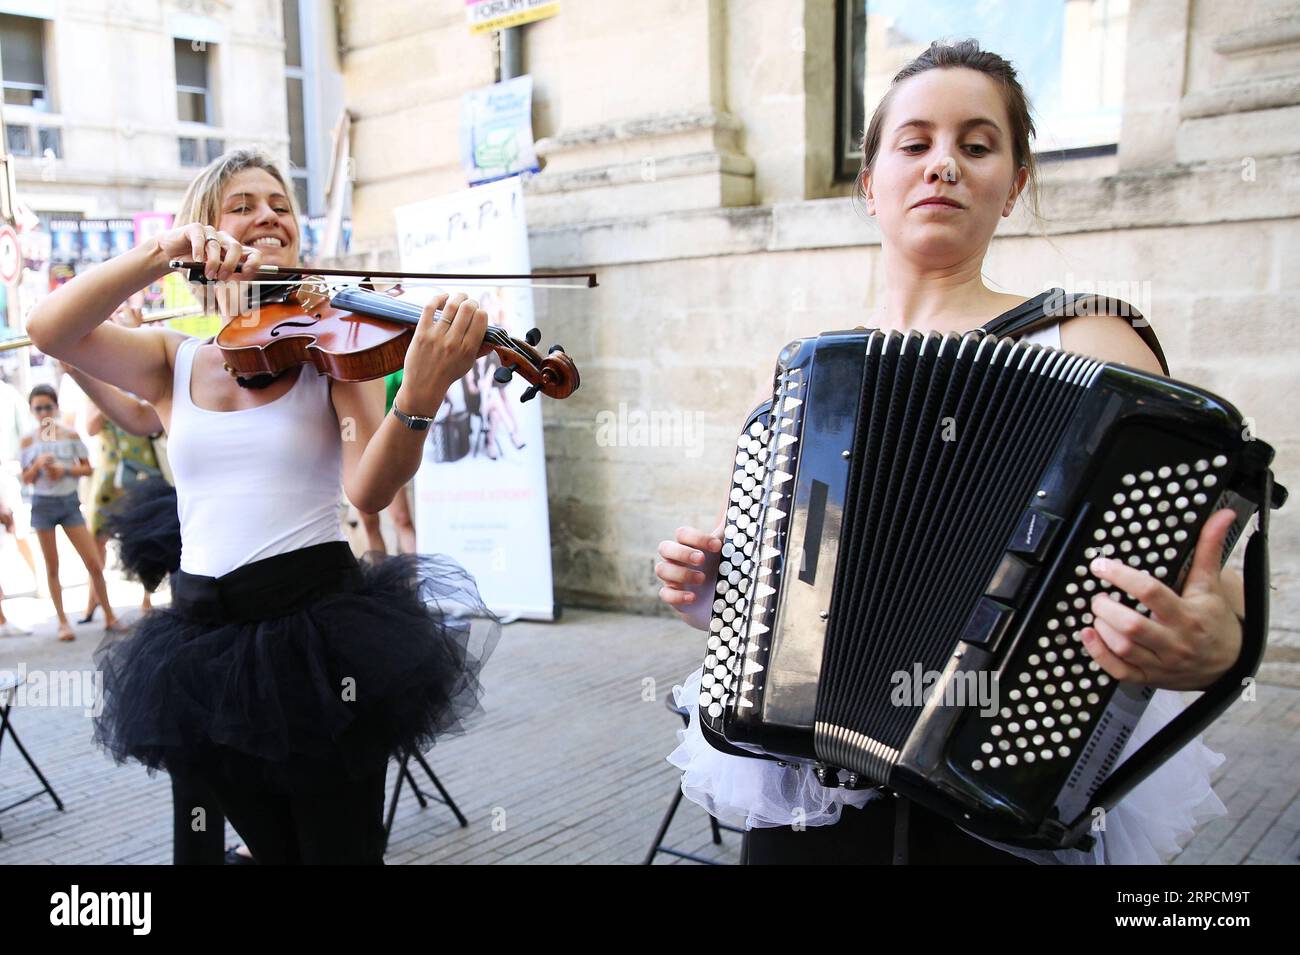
left=168, top=260, right=598, bottom=289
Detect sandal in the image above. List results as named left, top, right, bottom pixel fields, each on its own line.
left=56, top=623, right=75, bottom=642
left=224, top=845, right=258, bottom=866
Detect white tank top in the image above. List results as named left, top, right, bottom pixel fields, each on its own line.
left=167, top=336, right=346, bottom=577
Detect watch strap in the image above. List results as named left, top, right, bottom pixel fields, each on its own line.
left=391, top=403, right=434, bottom=431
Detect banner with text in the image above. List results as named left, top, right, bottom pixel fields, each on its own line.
left=394, top=176, right=554, bottom=620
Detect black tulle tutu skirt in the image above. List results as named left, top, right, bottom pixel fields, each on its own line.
left=101, top=476, right=181, bottom=592
left=92, top=541, right=499, bottom=792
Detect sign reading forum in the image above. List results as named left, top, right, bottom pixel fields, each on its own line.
left=465, top=0, right=560, bottom=34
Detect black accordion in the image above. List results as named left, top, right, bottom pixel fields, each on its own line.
left=700, top=328, right=1284, bottom=850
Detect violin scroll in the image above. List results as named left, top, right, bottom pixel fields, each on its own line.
left=490, top=332, right=580, bottom=402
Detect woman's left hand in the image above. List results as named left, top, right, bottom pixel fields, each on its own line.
left=1080, top=509, right=1245, bottom=691
left=394, top=292, right=491, bottom=416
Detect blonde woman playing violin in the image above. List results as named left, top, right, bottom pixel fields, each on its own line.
left=27, top=148, right=499, bottom=865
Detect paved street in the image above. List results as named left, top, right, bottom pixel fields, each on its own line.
left=0, top=571, right=1296, bottom=865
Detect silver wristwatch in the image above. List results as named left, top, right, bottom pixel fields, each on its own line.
left=391, top=403, right=435, bottom=432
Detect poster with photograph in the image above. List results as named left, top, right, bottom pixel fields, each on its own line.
left=394, top=176, right=555, bottom=620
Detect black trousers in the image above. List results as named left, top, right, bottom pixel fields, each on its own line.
left=170, top=772, right=226, bottom=865
left=170, top=750, right=388, bottom=865
left=741, top=795, right=1034, bottom=865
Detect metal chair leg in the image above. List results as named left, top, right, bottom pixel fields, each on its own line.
left=0, top=702, right=64, bottom=813
left=642, top=786, right=685, bottom=865
left=411, top=751, right=468, bottom=828
left=402, top=760, right=429, bottom=808
left=384, top=750, right=468, bottom=849
left=382, top=755, right=408, bottom=852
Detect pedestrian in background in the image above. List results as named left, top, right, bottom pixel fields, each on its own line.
left=19, top=384, right=123, bottom=641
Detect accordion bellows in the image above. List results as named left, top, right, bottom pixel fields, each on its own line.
left=699, top=328, right=1283, bottom=850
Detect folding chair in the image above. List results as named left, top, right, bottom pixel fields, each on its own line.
left=643, top=694, right=742, bottom=865
left=0, top=671, right=65, bottom=839
left=382, top=749, right=468, bottom=854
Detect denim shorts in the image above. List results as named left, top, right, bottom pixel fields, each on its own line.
left=31, top=493, right=86, bottom=531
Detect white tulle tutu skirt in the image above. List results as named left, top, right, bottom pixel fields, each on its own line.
left=667, top=667, right=1226, bottom=864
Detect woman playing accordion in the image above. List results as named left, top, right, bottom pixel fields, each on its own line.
left=655, top=40, right=1245, bottom=865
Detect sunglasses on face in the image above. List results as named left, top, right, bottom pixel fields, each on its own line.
left=31, top=404, right=56, bottom=414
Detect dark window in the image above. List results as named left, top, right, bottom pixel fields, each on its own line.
left=286, top=76, right=307, bottom=168
left=834, top=0, right=1128, bottom=181
left=175, top=38, right=211, bottom=124
left=283, top=0, right=302, bottom=69
left=38, top=125, right=60, bottom=158
left=833, top=1, right=866, bottom=181
left=0, top=14, right=48, bottom=111
left=180, top=137, right=222, bottom=166
left=6, top=123, right=31, bottom=155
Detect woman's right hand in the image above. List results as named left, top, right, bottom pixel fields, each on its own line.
left=656, top=523, right=724, bottom=631
left=152, top=223, right=264, bottom=282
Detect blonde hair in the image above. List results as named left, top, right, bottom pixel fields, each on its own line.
left=176, top=148, right=299, bottom=241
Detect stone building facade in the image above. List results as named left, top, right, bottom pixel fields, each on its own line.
left=3, top=0, right=291, bottom=218
left=337, top=0, right=1300, bottom=682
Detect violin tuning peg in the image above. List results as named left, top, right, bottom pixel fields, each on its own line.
left=521, top=385, right=540, bottom=403
left=493, top=366, right=514, bottom=385
left=525, top=327, right=542, bottom=347
left=548, top=344, right=565, bottom=355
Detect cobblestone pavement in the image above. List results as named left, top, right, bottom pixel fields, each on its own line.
left=0, top=576, right=1295, bottom=865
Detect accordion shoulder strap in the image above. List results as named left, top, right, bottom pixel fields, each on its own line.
left=981, top=288, right=1171, bottom=376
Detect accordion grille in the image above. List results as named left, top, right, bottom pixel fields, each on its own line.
left=815, top=330, right=1099, bottom=776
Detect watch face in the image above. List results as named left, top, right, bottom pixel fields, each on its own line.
left=396, top=407, right=431, bottom=430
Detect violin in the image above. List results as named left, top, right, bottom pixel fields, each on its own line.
left=172, top=261, right=595, bottom=402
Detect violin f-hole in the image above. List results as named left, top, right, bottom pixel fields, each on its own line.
left=269, top=319, right=317, bottom=338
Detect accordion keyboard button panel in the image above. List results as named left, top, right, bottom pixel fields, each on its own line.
left=702, top=414, right=772, bottom=720
left=701, top=367, right=805, bottom=734
left=959, top=447, right=1233, bottom=791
